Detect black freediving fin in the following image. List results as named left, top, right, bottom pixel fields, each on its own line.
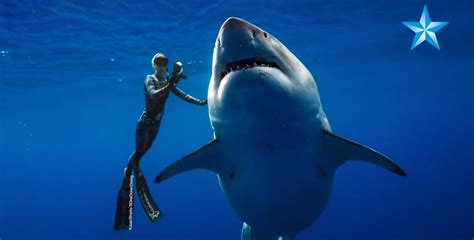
left=155, top=139, right=222, bottom=184
left=323, top=130, right=406, bottom=176
left=134, top=167, right=162, bottom=222
left=113, top=173, right=134, bottom=231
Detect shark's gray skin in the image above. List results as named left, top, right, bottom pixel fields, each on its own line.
left=155, top=17, right=406, bottom=240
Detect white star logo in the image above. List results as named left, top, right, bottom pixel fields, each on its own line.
left=402, top=5, right=449, bottom=50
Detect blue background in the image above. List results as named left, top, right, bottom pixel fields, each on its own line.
left=1, top=0, right=473, bottom=239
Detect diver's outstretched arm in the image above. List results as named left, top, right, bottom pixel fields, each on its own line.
left=170, top=85, right=207, bottom=105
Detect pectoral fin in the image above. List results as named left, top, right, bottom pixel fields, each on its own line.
left=154, top=139, right=222, bottom=183
left=323, top=130, right=406, bottom=176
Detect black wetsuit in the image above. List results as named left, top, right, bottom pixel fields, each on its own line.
left=114, top=73, right=206, bottom=231
left=135, top=74, right=206, bottom=162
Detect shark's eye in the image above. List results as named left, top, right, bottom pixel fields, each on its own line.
left=263, top=32, right=268, bottom=38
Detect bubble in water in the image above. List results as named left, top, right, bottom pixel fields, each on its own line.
left=1, top=50, right=8, bottom=57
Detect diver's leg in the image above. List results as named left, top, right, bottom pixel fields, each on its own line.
left=134, top=120, right=162, bottom=222
left=139, top=118, right=161, bottom=157
left=113, top=118, right=150, bottom=230
left=113, top=152, right=140, bottom=231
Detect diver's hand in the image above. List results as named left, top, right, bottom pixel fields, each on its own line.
left=173, top=61, right=183, bottom=75
left=170, top=61, right=184, bottom=84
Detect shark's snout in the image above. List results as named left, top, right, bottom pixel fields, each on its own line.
left=221, top=17, right=252, bottom=30
left=215, top=17, right=278, bottom=81
left=218, top=17, right=257, bottom=49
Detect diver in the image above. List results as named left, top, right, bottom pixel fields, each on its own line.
left=113, top=53, right=207, bottom=231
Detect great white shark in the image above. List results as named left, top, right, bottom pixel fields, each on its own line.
left=155, top=17, right=406, bottom=240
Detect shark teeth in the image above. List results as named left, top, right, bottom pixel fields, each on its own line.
left=220, top=57, right=279, bottom=79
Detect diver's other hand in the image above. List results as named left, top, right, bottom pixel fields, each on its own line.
left=200, top=99, right=208, bottom=106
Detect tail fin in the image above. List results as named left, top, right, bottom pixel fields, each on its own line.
left=323, top=130, right=406, bottom=176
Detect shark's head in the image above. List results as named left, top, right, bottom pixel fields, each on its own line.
left=208, top=17, right=322, bottom=131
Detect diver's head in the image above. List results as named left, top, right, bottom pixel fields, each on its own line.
left=152, top=53, right=168, bottom=78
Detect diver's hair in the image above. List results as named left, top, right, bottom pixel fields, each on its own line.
left=152, top=53, right=168, bottom=69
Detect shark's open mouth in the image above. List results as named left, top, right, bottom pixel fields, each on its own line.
left=220, top=57, right=279, bottom=80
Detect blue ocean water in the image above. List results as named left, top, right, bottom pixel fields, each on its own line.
left=1, top=0, right=473, bottom=239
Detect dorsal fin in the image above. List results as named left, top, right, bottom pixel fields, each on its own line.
left=154, top=139, right=223, bottom=184
left=323, top=130, right=406, bottom=176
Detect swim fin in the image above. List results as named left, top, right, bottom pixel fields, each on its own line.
left=134, top=167, right=162, bottom=222
left=113, top=172, right=134, bottom=231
